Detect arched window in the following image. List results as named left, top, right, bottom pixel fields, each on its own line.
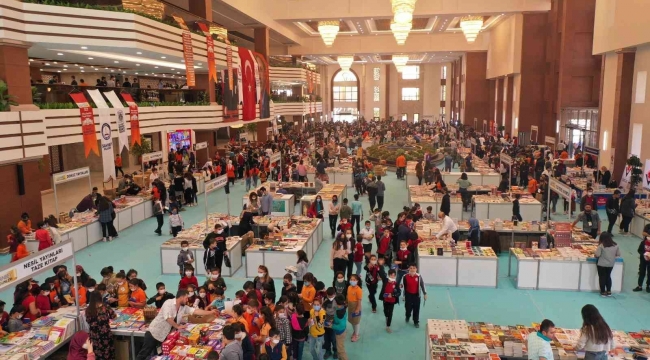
left=331, top=69, right=359, bottom=123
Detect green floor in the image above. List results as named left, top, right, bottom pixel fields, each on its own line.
left=2, top=167, right=650, bottom=360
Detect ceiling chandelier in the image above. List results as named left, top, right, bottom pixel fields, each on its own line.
left=392, top=54, right=409, bottom=72
left=459, top=16, right=484, bottom=43
left=391, top=0, right=417, bottom=24
left=337, top=55, right=354, bottom=72
left=391, top=21, right=412, bottom=45
left=318, top=20, right=340, bottom=47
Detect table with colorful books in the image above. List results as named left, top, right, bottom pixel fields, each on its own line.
left=242, top=184, right=296, bottom=216
left=408, top=185, right=465, bottom=219
left=300, top=183, right=348, bottom=218
left=159, top=212, right=243, bottom=277
left=245, top=216, right=323, bottom=278
left=425, top=319, right=650, bottom=360
left=326, top=163, right=354, bottom=187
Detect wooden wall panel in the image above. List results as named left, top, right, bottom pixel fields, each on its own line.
left=496, top=78, right=504, bottom=125
left=488, top=79, right=496, bottom=125
left=0, top=160, right=44, bottom=238
left=519, top=13, right=547, bottom=136
left=463, top=52, right=490, bottom=127
left=611, top=52, right=635, bottom=177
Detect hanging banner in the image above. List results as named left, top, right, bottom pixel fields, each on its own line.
left=172, top=15, right=195, bottom=87
left=194, top=141, right=208, bottom=151
left=620, top=164, right=633, bottom=192
left=0, top=240, right=74, bottom=292
left=103, top=91, right=129, bottom=152
left=222, top=69, right=240, bottom=122
left=237, top=66, right=243, bottom=105
left=545, top=136, right=556, bottom=145
left=500, top=153, right=512, bottom=166
left=308, top=71, right=314, bottom=94
left=86, top=89, right=116, bottom=182
left=205, top=175, right=228, bottom=194
left=270, top=152, right=281, bottom=164
left=584, top=146, right=600, bottom=157
left=197, top=23, right=217, bottom=83
left=226, top=39, right=234, bottom=92
left=120, top=93, right=141, bottom=146
left=238, top=47, right=257, bottom=121
left=253, top=52, right=271, bottom=119
left=142, top=151, right=163, bottom=163
left=53, top=167, right=90, bottom=185
left=644, top=160, right=650, bottom=191
left=550, top=178, right=572, bottom=200
left=69, top=92, right=99, bottom=158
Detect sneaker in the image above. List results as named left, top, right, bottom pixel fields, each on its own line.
left=415, top=323, right=420, bottom=328
left=633, top=286, right=643, bottom=292
left=333, top=353, right=338, bottom=359
left=108, top=236, right=112, bottom=242
left=600, top=293, right=607, bottom=298
left=351, top=334, right=359, bottom=342
left=372, top=309, right=377, bottom=313
left=102, top=237, right=107, bottom=242
left=386, top=327, right=392, bottom=333
left=324, top=351, right=332, bottom=359
left=606, top=292, right=612, bottom=297
left=405, top=316, right=410, bottom=323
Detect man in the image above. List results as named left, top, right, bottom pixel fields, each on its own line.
left=220, top=325, right=244, bottom=360
left=444, top=153, right=453, bottom=172
left=400, top=263, right=427, bottom=328
left=599, top=166, right=612, bottom=187
left=314, top=175, right=324, bottom=193
left=70, top=75, right=78, bottom=86
left=434, top=211, right=459, bottom=243
left=136, top=290, right=217, bottom=360
left=572, top=204, right=601, bottom=239
left=527, top=174, right=538, bottom=195
left=376, top=175, right=386, bottom=211
left=115, top=154, right=125, bottom=177
left=580, top=188, right=596, bottom=212
left=76, top=187, right=99, bottom=213
left=260, top=187, right=273, bottom=216
left=395, top=153, right=406, bottom=180
left=132, top=77, right=140, bottom=89
left=107, top=76, right=116, bottom=87
left=527, top=319, right=556, bottom=360
left=122, top=77, right=132, bottom=87
left=605, top=190, right=621, bottom=234
left=339, top=198, right=352, bottom=222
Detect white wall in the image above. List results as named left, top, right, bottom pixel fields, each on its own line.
left=486, top=14, right=523, bottom=79
left=630, top=44, right=650, bottom=164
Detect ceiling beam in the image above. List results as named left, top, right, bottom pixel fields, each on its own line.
left=285, top=32, right=489, bottom=56
left=271, top=0, right=551, bottom=21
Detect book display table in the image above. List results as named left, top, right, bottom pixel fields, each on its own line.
left=417, top=241, right=498, bottom=288
left=474, top=195, right=543, bottom=222
left=300, top=184, right=347, bottom=217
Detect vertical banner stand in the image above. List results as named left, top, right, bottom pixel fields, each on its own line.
left=194, top=141, right=209, bottom=171
left=53, top=167, right=92, bottom=218
left=204, top=175, right=228, bottom=231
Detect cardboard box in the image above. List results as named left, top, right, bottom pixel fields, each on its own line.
left=189, top=313, right=216, bottom=324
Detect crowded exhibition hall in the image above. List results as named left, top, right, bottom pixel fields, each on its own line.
left=2, top=0, right=650, bottom=359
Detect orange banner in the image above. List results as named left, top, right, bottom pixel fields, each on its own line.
left=197, top=23, right=217, bottom=83
left=70, top=92, right=99, bottom=158
left=182, top=32, right=196, bottom=86
left=226, top=39, right=233, bottom=91
left=308, top=71, right=313, bottom=94
left=120, top=93, right=141, bottom=146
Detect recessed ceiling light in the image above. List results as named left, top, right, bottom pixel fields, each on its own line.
left=104, top=67, right=108, bottom=70
left=114, top=61, right=119, bottom=63
left=56, top=53, right=63, bottom=56
left=135, top=72, right=138, bottom=75
left=137, top=51, right=142, bottom=55
left=29, top=59, right=34, bottom=62
left=63, top=65, right=68, bottom=68
left=81, top=70, right=85, bottom=72
left=136, top=64, right=140, bottom=66
left=181, top=60, right=184, bottom=63
left=80, top=67, right=84, bottom=69
left=177, top=72, right=180, bottom=74
left=63, top=69, right=67, bottom=71
left=81, top=46, right=88, bottom=49
left=197, top=63, right=202, bottom=66
left=57, top=70, right=61, bottom=73
left=39, top=69, right=43, bottom=71
left=45, top=63, right=50, bottom=65
left=155, top=66, right=159, bottom=68
left=88, top=57, right=94, bottom=60
left=111, top=70, right=114, bottom=72
left=53, top=62, right=58, bottom=64
left=161, top=56, right=166, bottom=59
left=145, top=73, right=149, bottom=75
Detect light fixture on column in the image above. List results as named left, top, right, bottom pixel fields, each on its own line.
left=391, top=21, right=412, bottom=45
left=459, top=16, right=483, bottom=43
left=391, top=0, right=417, bottom=24
left=318, top=20, right=340, bottom=47
left=337, top=55, right=354, bottom=72
left=392, top=54, right=409, bottom=72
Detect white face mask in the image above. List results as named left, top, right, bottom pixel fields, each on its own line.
left=76, top=273, right=81, bottom=277
left=370, top=260, right=377, bottom=265
left=258, top=272, right=266, bottom=278
left=185, top=271, right=193, bottom=277
left=199, top=293, right=206, bottom=298
left=87, top=288, right=94, bottom=293
left=217, top=230, right=224, bottom=234
left=82, top=343, right=89, bottom=350
left=388, top=277, right=396, bottom=282
left=181, top=247, right=188, bottom=251
left=337, top=278, right=344, bottom=283
left=43, top=291, right=50, bottom=296
left=210, top=274, right=220, bottom=280
left=272, top=339, right=280, bottom=344
left=235, top=333, right=244, bottom=339
left=278, top=313, right=287, bottom=318
left=188, top=291, right=194, bottom=296
left=409, top=271, right=417, bottom=276
left=346, top=234, right=352, bottom=239
left=400, top=247, right=407, bottom=251
left=158, top=290, right=166, bottom=295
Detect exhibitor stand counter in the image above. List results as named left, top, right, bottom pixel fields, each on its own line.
left=326, top=163, right=354, bottom=187
left=474, top=195, right=543, bottom=222
left=408, top=186, right=464, bottom=219
left=405, top=161, right=501, bottom=187
left=425, top=319, right=650, bottom=360
left=242, top=184, right=295, bottom=216
left=417, top=240, right=498, bottom=287
left=630, top=199, right=650, bottom=238
left=245, top=216, right=323, bottom=278
left=160, top=212, right=243, bottom=277
left=300, top=183, right=347, bottom=217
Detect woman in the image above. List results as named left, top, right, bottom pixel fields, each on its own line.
left=619, top=190, right=636, bottom=235
left=11, top=234, right=29, bottom=262
left=297, top=160, right=307, bottom=182
left=308, top=195, right=324, bottom=219
left=295, top=250, right=309, bottom=293
left=226, top=160, right=236, bottom=185
left=7, top=226, right=21, bottom=260
left=85, top=292, right=116, bottom=360
left=328, top=195, right=340, bottom=238
left=576, top=305, right=615, bottom=360
left=467, top=218, right=481, bottom=247
left=594, top=232, right=620, bottom=297
left=330, top=235, right=348, bottom=282
left=456, top=173, right=472, bottom=211
left=183, top=172, right=194, bottom=207
left=21, top=285, right=41, bottom=321
left=97, top=196, right=117, bottom=242
left=254, top=265, right=275, bottom=295
left=247, top=192, right=260, bottom=215
left=434, top=174, right=446, bottom=193
left=415, top=160, right=423, bottom=186
left=67, top=332, right=96, bottom=360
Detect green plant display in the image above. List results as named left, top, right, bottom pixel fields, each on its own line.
left=366, top=141, right=436, bottom=163
left=627, top=154, right=643, bottom=189
left=130, top=135, right=153, bottom=159
left=0, top=80, right=18, bottom=111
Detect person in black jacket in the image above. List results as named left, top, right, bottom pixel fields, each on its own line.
left=232, top=322, right=255, bottom=360
left=440, top=187, right=451, bottom=216
left=634, top=224, right=650, bottom=292
left=146, top=282, right=175, bottom=308
left=202, top=224, right=228, bottom=272
left=497, top=174, right=509, bottom=193
left=364, top=255, right=381, bottom=312
left=512, top=193, right=522, bottom=221
left=605, top=190, right=621, bottom=234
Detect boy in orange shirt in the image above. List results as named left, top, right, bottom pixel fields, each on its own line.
left=299, top=273, right=316, bottom=311
left=527, top=174, right=538, bottom=195
left=243, top=299, right=260, bottom=337
left=70, top=281, right=87, bottom=306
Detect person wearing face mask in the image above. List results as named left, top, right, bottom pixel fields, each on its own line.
left=7, top=305, right=29, bottom=333
left=207, top=287, right=225, bottom=311
left=605, top=190, right=621, bottom=234
left=273, top=305, right=292, bottom=359
left=204, top=267, right=227, bottom=294
left=35, top=221, right=53, bottom=251
left=299, top=273, right=316, bottom=313
left=322, top=288, right=338, bottom=359
left=255, top=265, right=276, bottom=294
left=36, top=279, right=54, bottom=315
left=136, top=290, right=218, bottom=360
left=634, top=224, right=650, bottom=292
left=580, top=187, right=597, bottom=212
left=401, top=263, right=427, bottom=328
left=308, top=297, right=326, bottom=360
left=308, top=196, right=324, bottom=219
left=329, top=196, right=341, bottom=238
left=572, top=204, right=601, bottom=239
left=394, top=240, right=413, bottom=285
left=619, top=190, right=637, bottom=235
left=248, top=192, right=261, bottom=215
left=127, top=279, right=146, bottom=308
left=178, top=264, right=199, bottom=292
left=379, top=268, right=401, bottom=333
left=85, top=292, right=117, bottom=360
left=359, top=220, right=375, bottom=261
left=364, top=254, right=382, bottom=314
left=281, top=274, right=297, bottom=298
left=339, top=198, right=352, bottom=225
left=202, top=223, right=228, bottom=272
left=346, top=274, right=362, bottom=342
left=231, top=322, right=254, bottom=360
left=177, top=240, right=194, bottom=278
left=331, top=234, right=349, bottom=284
left=343, top=230, right=355, bottom=279
left=434, top=211, right=460, bottom=243
left=147, top=282, right=175, bottom=309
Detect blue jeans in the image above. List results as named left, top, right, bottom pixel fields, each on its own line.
left=245, top=177, right=251, bottom=191
left=293, top=339, right=305, bottom=360
left=309, top=335, right=324, bottom=360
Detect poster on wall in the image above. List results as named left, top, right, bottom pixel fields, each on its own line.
left=238, top=47, right=258, bottom=121
left=196, top=23, right=217, bottom=83
left=69, top=92, right=99, bottom=158
left=644, top=160, right=650, bottom=191
left=222, top=69, right=240, bottom=122
left=120, top=93, right=141, bottom=146
left=86, top=89, right=116, bottom=182
left=172, top=15, right=195, bottom=86
left=253, top=52, right=271, bottom=119
left=620, top=163, right=632, bottom=192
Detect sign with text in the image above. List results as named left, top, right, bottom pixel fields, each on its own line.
left=69, top=92, right=99, bottom=158
left=270, top=152, right=281, bottom=163
left=205, top=175, right=228, bottom=194
left=53, top=167, right=90, bottom=185
left=550, top=178, right=572, bottom=201
left=142, top=151, right=163, bottom=163
left=194, top=142, right=208, bottom=151
left=500, top=153, right=512, bottom=166
left=584, top=146, right=600, bottom=156
left=308, top=137, right=315, bottom=148
left=0, top=241, right=74, bottom=292
left=545, top=136, right=555, bottom=145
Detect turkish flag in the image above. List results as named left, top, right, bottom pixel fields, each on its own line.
left=238, top=47, right=257, bottom=121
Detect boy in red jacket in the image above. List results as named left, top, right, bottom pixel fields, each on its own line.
left=178, top=264, right=199, bottom=292
left=337, top=218, right=352, bottom=235
left=378, top=228, right=393, bottom=262
left=353, top=235, right=364, bottom=276
left=380, top=267, right=400, bottom=333
left=394, top=240, right=413, bottom=285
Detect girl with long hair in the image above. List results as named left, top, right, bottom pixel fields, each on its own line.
left=595, top=232, right=620, bottom=297
left=576, top=304, right=615, bottom=360
left=86, top=292, right=117, bottom=360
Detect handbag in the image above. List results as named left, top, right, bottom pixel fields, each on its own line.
left=224, top=254, right=232, bottom=268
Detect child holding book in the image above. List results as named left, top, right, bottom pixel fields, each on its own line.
left=207, top=288, right=226, bottom=312
left=8, top=305, right=29, bottom=332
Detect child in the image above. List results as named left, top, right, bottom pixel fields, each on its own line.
left=96, top=284, right=111, bottom=306
left=364, top=255, right=381, bottom=313
left=299, top=273, right=316, bottom=312
left=234, top=290, right=245, bottom=306
left=232, top=322, right=255, bottom=359
left=274, top=305, right=292, bottom=359
left=0, top=301, right=8, bottom=331
left=127, top=279, right=147, bottom=308
left=263, top=292, right=276, bottom=312
left=347, top=274, right=363, bottom=342
left=332, top=294, right=348, bottom=360
left=177, top=240, right=194, bottom=277
left=291, top=303, right=310, bottom=360
left=281, top=273, right=297, bottom=298
left=35, top=221, right=53, bottom=251
left=169, top=208, right=184, bottom=237
left=295, top=250, right=309, bottom=293
left=308, top=298, right=326, bottom=360
left=195, top=287, right=209, bottom=309
left=243, top=299, right=260, bottom=337
left=315, top=282, right=327, bottom=303
left=380, top=268, right=400, bottom=333
left=512, top=193, right=522, bottom=221
left=207, top=288, right=225, bottom=311
left=353, top=235, right=364, bottom=276
left=147, top=282, right=175, bottom=309
left=378, top=228, right=392, bottom=262
left=203, top=239, right=219, bottom=274
left=7, top=305, right=29, bottom=333
left=204, top=267, right=227, bottom=293
left=261, top=328, right=287, bottom=359
left=36, top=281, right=54, bottom=315
left=186, top=284, right=198, bottom=307
left=337, top=218, right=352, bottom=235
left=423, top=206, right=436, bottom=221
left=322, top=288, right=338, bottom=359
left=333, top=271, right=348, bottom=298
left=178, top=264, right=198, bottom=292
left=395, top=240, right=412, bottom=285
